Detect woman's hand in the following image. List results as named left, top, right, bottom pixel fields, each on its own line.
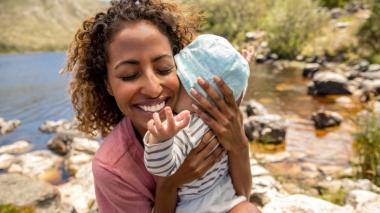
left=158, top=131, right=225, bottom=186
left=190, top=76, right=248, bottom=154
left=153, top=131, right=225, bottom=213
left=189, top=75, right=252, bottom=199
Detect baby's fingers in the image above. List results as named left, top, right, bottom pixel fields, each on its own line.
left=164, top=107, right=175, bottom=131
left=176, top=110, right=191, bottom=129
left=153, top=112, right=164, bottom=132
left=147, top=119, right=158, bottom=135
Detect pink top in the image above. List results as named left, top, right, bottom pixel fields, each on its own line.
left=93, top=117, right=156, bottom=213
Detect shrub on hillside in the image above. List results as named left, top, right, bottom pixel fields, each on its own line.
left=354, top=112, right=380, bottom=186
left=358, top=1, right=380, bottom=62
left=319, top=0, right=350, bottom=8
left=262, top=0, right=329, bottom=59
left=186, top=0, right=273, bottom=44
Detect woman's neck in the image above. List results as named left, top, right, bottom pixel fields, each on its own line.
left=132, top=124, right=145, bottom=146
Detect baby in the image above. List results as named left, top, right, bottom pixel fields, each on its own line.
left=143, top=34, right=250, bottom=213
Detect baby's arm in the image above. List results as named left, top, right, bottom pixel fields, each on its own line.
left=146, top=107, right=190, bottom=144
left=144, top=107, right=191, bottom=177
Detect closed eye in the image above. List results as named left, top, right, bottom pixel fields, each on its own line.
left=120, top=72, right=140, bottom=81
left=158, top=66, right=175, bottom=75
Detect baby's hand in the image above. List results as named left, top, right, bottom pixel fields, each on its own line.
left=241, top=45, right=255, bottom=63
left=147, top=107, right=191, bottom=144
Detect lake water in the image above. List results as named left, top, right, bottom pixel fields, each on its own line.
left=0, top=52, right=73, bottom=149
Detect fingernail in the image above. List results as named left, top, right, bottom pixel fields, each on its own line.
left=197, top=77, right=205, bottom=84
left=190, top=88, right=198, bottom=96
left=213, top=76, right=221, bottom=82
left=191, top=104, right=198, bottom=111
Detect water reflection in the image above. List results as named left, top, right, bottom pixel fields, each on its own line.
left=246, top=62, right=363, bottom=180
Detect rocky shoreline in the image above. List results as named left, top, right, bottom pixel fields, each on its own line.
left=1, top=100, right=380, bottom=212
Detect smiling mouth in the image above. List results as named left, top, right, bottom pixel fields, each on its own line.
left=138, top=101, right=166, bottom=112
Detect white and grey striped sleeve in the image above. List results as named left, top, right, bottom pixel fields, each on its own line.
left=186, top=115, right=210, bottom=148
left=143, top=115, right=210, bottom=177
left=143, top=133, right=178, bottom=177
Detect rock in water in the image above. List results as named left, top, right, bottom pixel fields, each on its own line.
left=244, top=114, right=287, bottom=144
left=0, top=118, right=21, bottom=135
left=303, top=63, right=320, bottom=78
left=308, top=71, right=351, bottom=95
left=311, top=110, right=342, bottom=129
left=0, top=140, right=32, bottom=154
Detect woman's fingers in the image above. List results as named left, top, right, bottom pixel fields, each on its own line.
left=212, top=76, right=236, bottom=107
left=192, top=104, right=223, bottom=135
left=197, top=146, right=225, bottom=176
left=192, top=131, right=221, bottom=162
left=197, top=77, right=229, bottom=114
left=190, top=87, right=226, bottom=124
left=170, top=131, right=226, bottom=185
left=191, top=131, right=214, bottom=153
left=188, top=134, right=225, bottom=177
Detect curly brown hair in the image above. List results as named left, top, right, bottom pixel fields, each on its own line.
left=63, top=0, right=200, bottom=136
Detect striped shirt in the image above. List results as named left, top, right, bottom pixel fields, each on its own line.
left=143, top=114, right=229, bottom=201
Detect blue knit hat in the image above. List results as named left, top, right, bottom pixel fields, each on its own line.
left=174, top=34, right=250, bottom=101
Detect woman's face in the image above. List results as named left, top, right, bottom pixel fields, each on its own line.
left=106, top=20, right=180, bottom=136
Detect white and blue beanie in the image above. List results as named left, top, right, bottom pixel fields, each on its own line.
left=174, top=34, right=250, bottom=101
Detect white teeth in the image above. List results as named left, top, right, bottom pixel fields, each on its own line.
left=139, top=102, right=165, bottom=112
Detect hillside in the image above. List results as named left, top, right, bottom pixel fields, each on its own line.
left=0, top=0, right=107, bottom=53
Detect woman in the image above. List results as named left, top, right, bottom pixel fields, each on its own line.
left=64, top=0, right=258, bottom=212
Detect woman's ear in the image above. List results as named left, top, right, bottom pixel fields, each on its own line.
left=104, top=78, right=114, bottom=96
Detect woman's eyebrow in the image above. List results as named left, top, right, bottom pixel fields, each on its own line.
left=114, top=59, right=139, bottom=70
left=114, top=54, right=172, bottom=70
left=152, top=54, right=172, bottom=62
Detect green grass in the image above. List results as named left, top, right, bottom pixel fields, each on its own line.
left=353, top=112, right=380, bottom=186
left=319, top=188, right=348, bottom=205
left=261, top=0, right=329, bottom=59
left=0, top=205, right=34, bottom=213
left=369, top=54, right=380, bottom=64
left=337, top=15, right=357, bottom=23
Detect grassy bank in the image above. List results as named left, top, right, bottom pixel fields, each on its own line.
left=354, top=112, right=380, bottom=186
left=0, top=0, right=106, bottom=53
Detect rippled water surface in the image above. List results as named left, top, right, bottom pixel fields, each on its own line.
left=246, top=62, right=363, bottom=178
left=0, top=52, right=73, bottom=149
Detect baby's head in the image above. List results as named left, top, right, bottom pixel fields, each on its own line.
left=174, top=34, right=250, bottom=110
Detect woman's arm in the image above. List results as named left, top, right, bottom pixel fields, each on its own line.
left=153, top=131, right=225, bottom=213
left=190, top=76, right=252, bottom=198
left=154, top=177, right=178, bottom=213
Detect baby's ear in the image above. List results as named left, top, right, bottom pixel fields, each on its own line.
left=104, top=78, right=113, bottom=96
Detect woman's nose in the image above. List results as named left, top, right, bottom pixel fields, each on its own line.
left=142, top=72, right=163, bottom=97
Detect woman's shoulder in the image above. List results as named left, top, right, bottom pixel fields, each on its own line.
left=93, top=117, right=135, bottom=166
